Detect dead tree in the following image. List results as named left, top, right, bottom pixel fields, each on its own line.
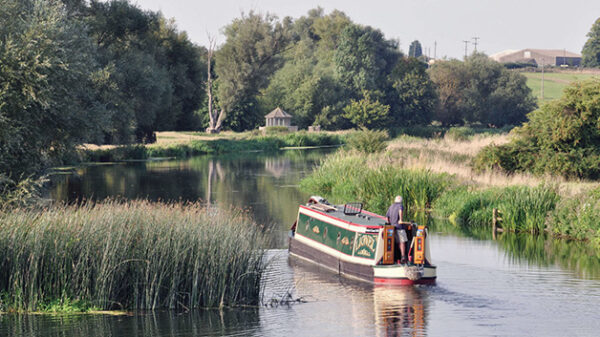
left=206, top=36, right=225, bottom=133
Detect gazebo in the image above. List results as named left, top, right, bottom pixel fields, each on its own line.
left=262, top=107, right=297, bottom=131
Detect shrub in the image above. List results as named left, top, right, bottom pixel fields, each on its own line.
left=346, top=129, right=389, bottom=153
left=264, top=126, right=290, bottom=134
left=474, top=79, right=600, bottom=179
left=550, top=188, right=600, bottom=243
left=445, top=126, right=475, bottom=141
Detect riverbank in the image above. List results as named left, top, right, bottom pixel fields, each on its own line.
left=81, top=131, right=347, bottom=162
left=300, top=134, right=600, bottom=243
left=0, top=200, right=267, bottom=313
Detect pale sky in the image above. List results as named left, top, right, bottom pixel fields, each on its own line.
left=130, top=0, right=600, bottom=59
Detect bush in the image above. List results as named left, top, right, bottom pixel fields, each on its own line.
left=346, top=129, right=389, bottom=153
left=550, top=188, right=600, bottom=243
left=264, top=126, right=290, bottom=134
left=445, top=126, right=475, bottom=141
left=474, top=79, right=600, bottom=179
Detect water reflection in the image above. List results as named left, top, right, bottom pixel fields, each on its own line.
left=0, top=309, right=260, bottom=337
left=287, top=256, right=431, bottom=337
left=48, top=150, right=331, bottom=246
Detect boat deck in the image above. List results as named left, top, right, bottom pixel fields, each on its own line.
left=304, top=204, right=387, bottom=227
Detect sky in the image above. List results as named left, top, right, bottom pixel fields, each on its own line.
left=129, top=0, right=600, bottom=59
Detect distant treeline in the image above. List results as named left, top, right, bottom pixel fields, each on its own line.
left=0, top=0, right=538, bottom=182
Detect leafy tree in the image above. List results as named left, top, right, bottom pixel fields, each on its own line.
left=334, top=24, right=400, bottom=97
left=582, top=17, right=600, bottom=68
left=408, top=40, right=423, bottom=58
left=0, top=0, right=108, bottom=177
left=343, top=92, right=390, bottom=129
left=389, top=58, right=437, bottom=125
left=428, top=53, right=536, bottom=126
left=215, top=12, right=291, bottom=131
left=474, top=79, right=600, bottom=179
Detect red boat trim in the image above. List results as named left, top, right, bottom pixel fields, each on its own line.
left=374, top=277, right=436, bottom=285
left=299, top=205, right=382, bottom=229
left=295, top=233, right=377, bottom=261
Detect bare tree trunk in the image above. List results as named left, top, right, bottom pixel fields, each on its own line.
left=206, top=36, right=225, bottom=133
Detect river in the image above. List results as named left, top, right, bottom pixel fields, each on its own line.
left=2, top=149, right=599, bottom=336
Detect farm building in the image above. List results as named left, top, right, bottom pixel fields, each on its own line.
left=490, top=49, right=581, bottom=67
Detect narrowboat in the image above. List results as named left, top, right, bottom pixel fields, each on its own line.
left=289, top=196, right=436, bottom=285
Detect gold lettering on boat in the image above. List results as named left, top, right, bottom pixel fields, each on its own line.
left=356, top=234, right=375, bottom=252
left=341, top=237, right=350, bottom=245
left=312, top=226, right=320, bottom=234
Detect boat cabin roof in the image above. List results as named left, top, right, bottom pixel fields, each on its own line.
left=303, top=204, right=387, bottom=227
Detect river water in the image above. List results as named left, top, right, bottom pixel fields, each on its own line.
left=2, top=149, right=599, bottom=336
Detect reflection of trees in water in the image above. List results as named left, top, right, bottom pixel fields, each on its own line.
left=498, top=233, right=600, bottom=279
left=432, top=219, right=600, bottom=279
left=1, top=309, right=260, bottom=336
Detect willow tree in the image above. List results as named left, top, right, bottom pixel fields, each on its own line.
left=214, top=12, right=290, bottom=131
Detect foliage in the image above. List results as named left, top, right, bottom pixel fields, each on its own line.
left=264, top=126, right=290, bottom=134
left=550, top=187, right=600, bottom=243
left=428, top=53, right=536, bottom=126
left=343, top=92, right=391, bottom=129
left=215, top=12, right=291, bottom=131
left=445, top=127, right=475, bottom=141
left=389, top=58, right=437, bottom=125
left=334, top=24, right=400, bottom=97
left=0, top=200, right=267, bottom=311
left=0, top=0, right=108, bottom=178
left=300, top=151, right=453, bottom=216
left=582, top=17, right=600, bottom=67
left=433, top=184, right=559, bottom=233
left=408, top=40, right=423, bottom=58
left=473, top=79, right=600, bottom=179
left=346, top=129, right=389, bottom=153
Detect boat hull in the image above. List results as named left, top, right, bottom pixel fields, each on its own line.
left=289, top=235, right=436, bottom=285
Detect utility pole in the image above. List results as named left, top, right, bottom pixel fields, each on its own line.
left=462, top=40, right=470, bottom=59
left=541, top=58, right=545, bottom=101
left=434, top=41, right=437, bottom=59
left=472, top=37, right=480, bottom=52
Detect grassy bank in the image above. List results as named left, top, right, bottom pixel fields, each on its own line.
left=522, top=71, right=599, bottom=103
left=0, top=200, right=267, bottom=312
left=300, top=149, right=600, bottom=243
left=82, top=131, right=346, bottom=162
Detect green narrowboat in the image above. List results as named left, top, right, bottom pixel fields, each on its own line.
left=289, top=196, right=436, bottom=285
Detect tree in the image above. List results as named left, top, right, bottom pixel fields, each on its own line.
left=408, top=40, right=423, bottom=58
left=428, top=53, right=536, bottom=126
left=343, top=91, right=390, bottom=129
left=215, top=12, right=291, bottom=131
left=582, top=18, right=600, bottom=68
left=334, top=24, right=400, bottom=97
left=0, top=0, right=108, bottom=177
left=474, top=79, right=600, bottom=179
left=389, top=58, right=437, bottom=125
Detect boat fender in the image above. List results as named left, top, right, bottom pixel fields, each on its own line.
left=405, top=266, right=423, bottom=281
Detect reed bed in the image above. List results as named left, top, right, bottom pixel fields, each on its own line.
left=433, top=185, right=560, bottom=233
left=0, top=200, right=267, bottom=312
left=300, top=151, right=453, bottom=216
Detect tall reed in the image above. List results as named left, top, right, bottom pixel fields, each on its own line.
left=300, top=151, right=453, bottom=216
left=0, top=200, right=267, bottom=311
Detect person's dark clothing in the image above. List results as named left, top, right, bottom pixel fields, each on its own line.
left=386, top=202, right=404, bottom=230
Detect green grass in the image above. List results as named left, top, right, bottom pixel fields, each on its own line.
left=84, top=132, right=346, bottom=162
left=0, top=200, right=268, bottom=312
left=523, top=72, right=599, bottom=102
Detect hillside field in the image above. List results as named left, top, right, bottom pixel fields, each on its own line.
left=523, top=71, right=600, bottom=103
